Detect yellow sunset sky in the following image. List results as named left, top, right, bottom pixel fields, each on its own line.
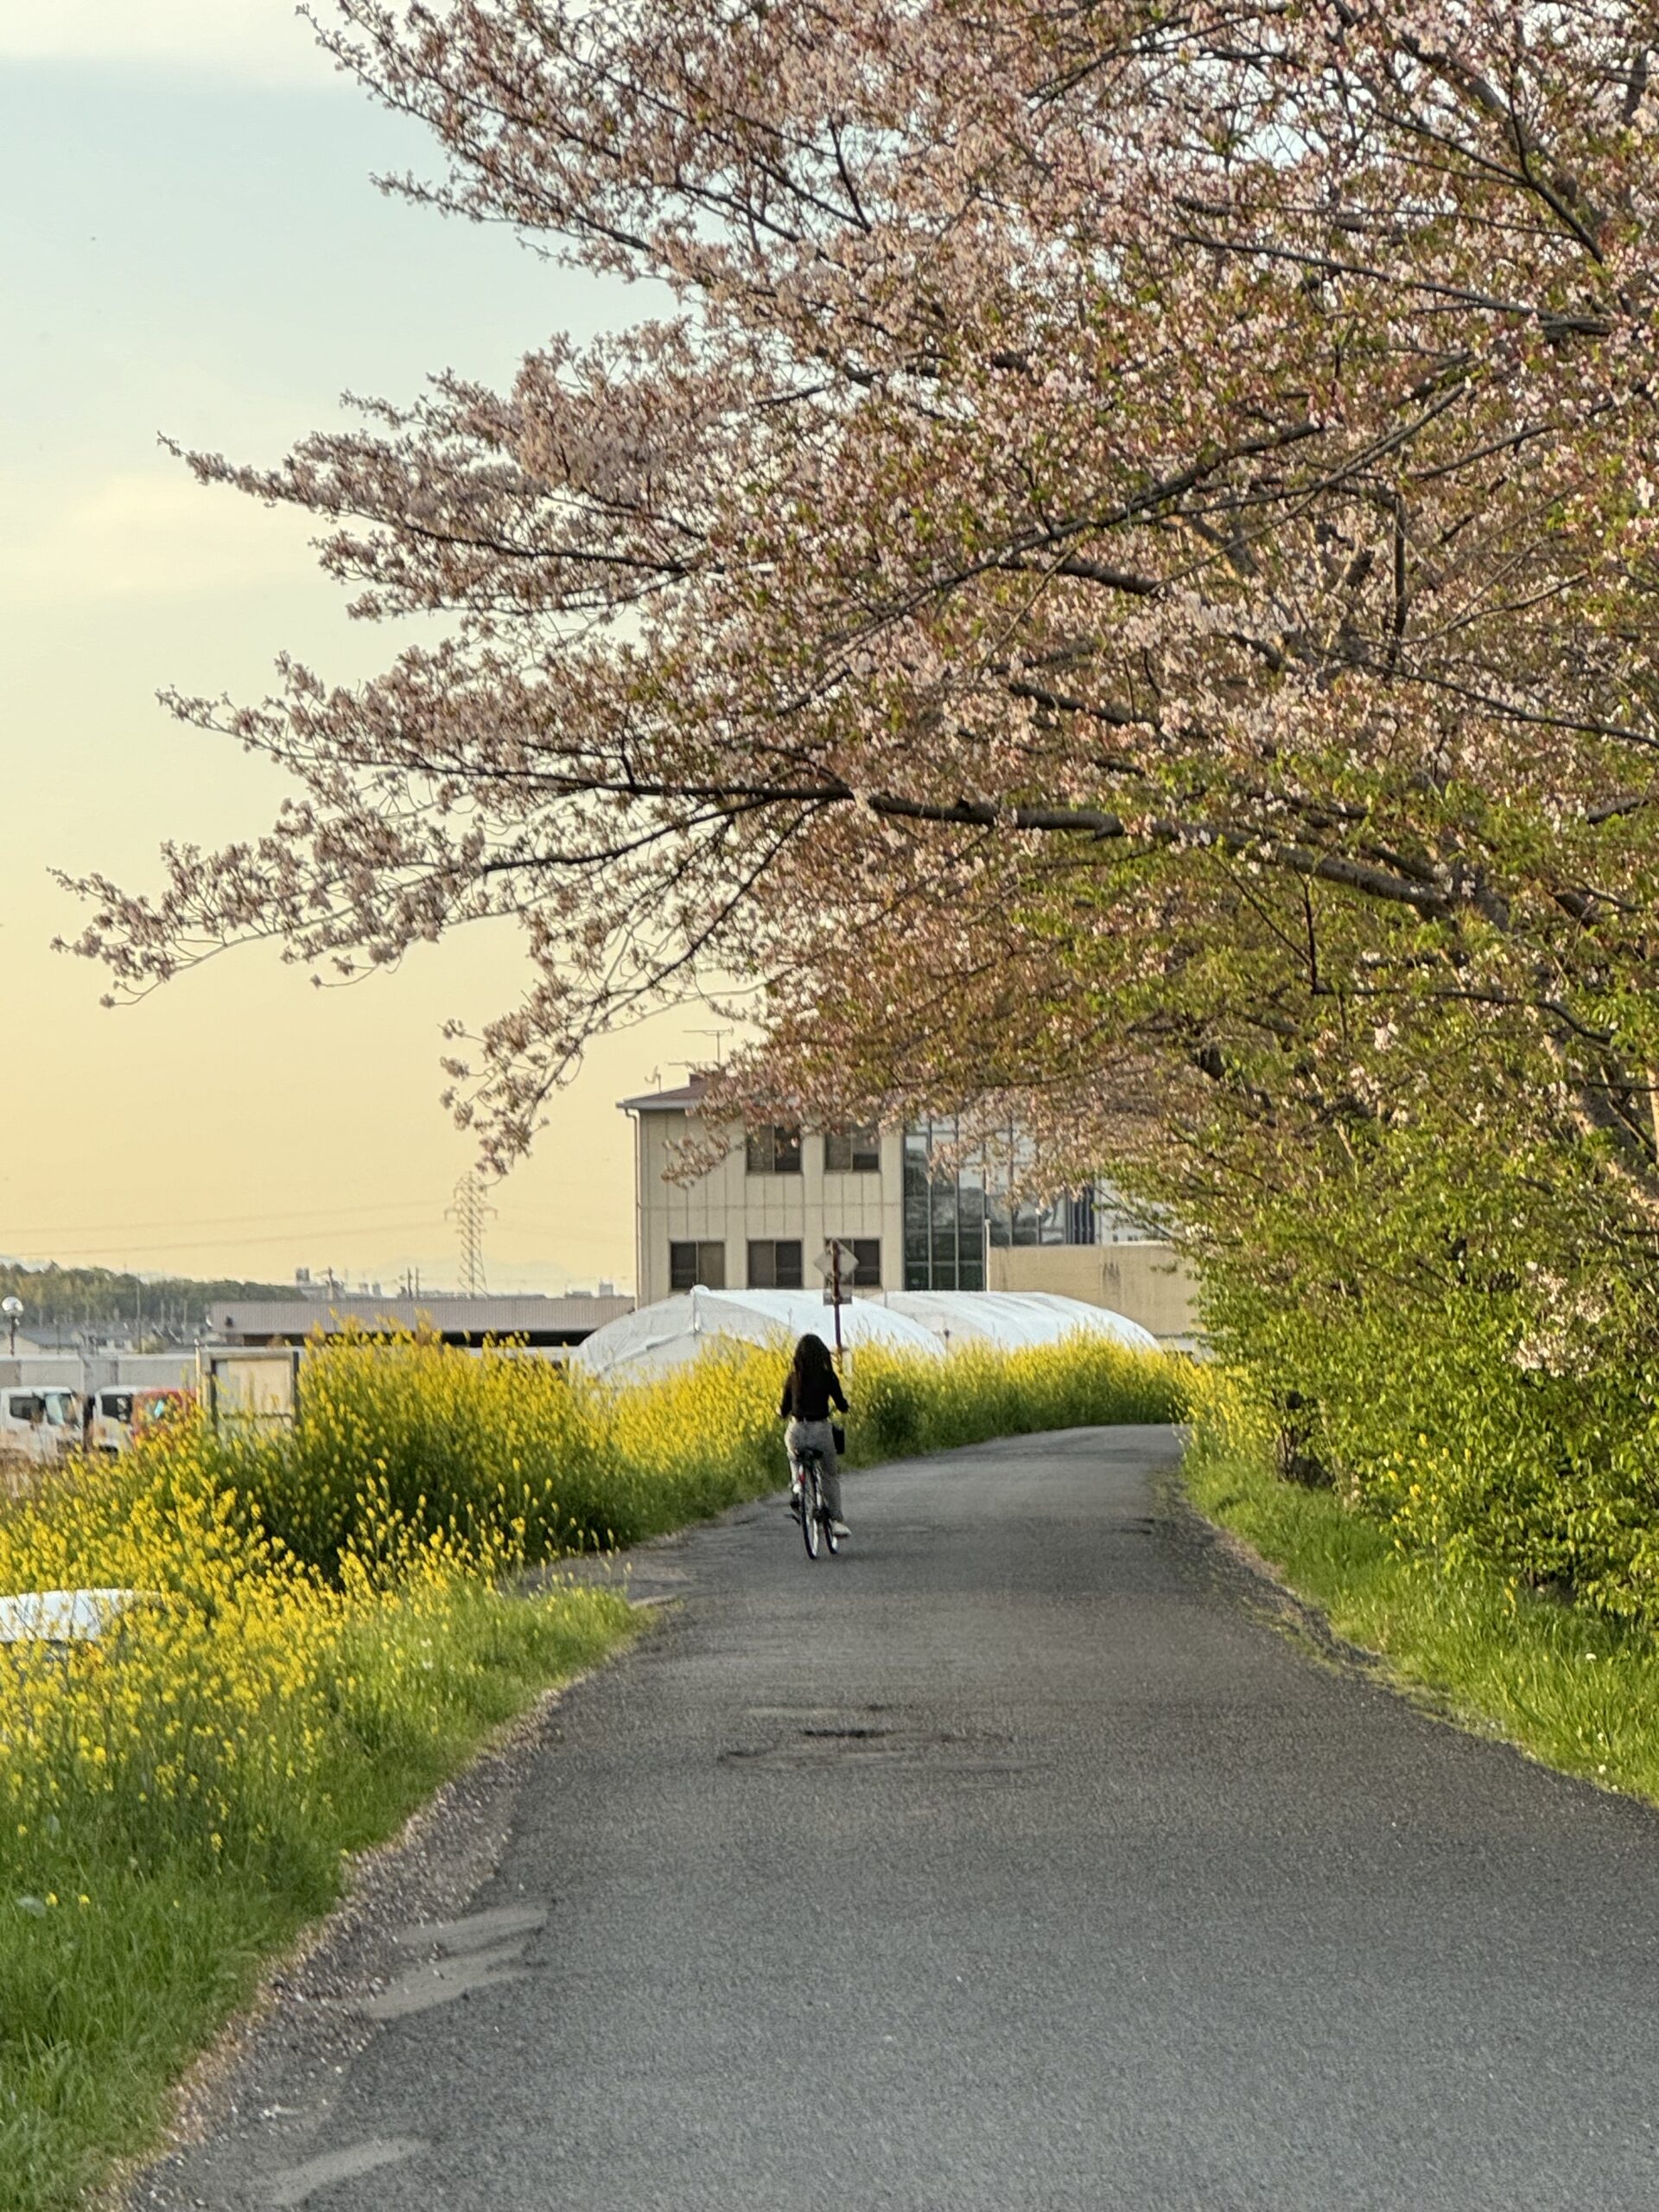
left=3, top=3, right=713, bottom=1293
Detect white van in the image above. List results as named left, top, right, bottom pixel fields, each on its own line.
left=0, top=1387, right=84, bottom=1468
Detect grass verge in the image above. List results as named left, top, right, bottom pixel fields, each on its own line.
left=0, top=1580, right=634, bottom=2212
left=1184, top=1432, right=1659, bottom=1808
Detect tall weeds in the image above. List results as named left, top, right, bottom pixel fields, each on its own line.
left=189, top=1328, right=1188, bottom=1574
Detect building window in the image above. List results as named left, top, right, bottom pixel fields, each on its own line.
left=901, top=1121, right=1116, bottom=1287
left=903, top=1122, right=987, bottom=1291
left=988, top=1187, right=1096, bottom=1248
left=830, top=1237, right=881, bottom=1287
left=669, top=1240, right=726, bottom=1291
left=824, top=1124, right=880, bottom=1173
left=747, top=1239, right=804, bottom=1290
left=745, top=1123, right=802, bottom=1174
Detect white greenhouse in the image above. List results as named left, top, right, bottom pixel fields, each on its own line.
left=882, top=1290, right=1158, bottom=1354
left=570, top=1285, right=1154, bottom=1383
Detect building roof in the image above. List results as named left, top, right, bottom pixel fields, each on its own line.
left=209, top=1294, right=632, bottom=1345
left=616, top=1074, right=711, bottom=1113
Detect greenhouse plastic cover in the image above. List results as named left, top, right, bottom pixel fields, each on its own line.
left=883, top=1290, right=1158, bottom=1354
left=570, top=1287, right=946, bottom=1381
left=572, top=1286, right=1155, bottom=1381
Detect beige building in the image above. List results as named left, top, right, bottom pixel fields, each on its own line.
left=987, top=1243, right=1198, bottom=1343
left=625, top=1081, right=899, bottom=1306
left=620, top=1077, right=1198, bottom=1340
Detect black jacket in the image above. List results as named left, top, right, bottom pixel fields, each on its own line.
left=779, top=1365, right=848, bottom=1422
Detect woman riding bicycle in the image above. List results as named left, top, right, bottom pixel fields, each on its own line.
left=780, top=1332, right=851, bottom=1538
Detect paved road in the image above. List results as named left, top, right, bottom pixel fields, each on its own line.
left=147, top=1427, right=1659, bottom=2209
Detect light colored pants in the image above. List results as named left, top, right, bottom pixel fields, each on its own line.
left=785, top=1417, right=842, bottom=1519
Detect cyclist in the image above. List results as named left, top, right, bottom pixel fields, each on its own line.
left=780, top=1332, right=851, bottom=1538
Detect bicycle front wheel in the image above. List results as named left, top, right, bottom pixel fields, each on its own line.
left=801, top=1469, right=821, bottom=1559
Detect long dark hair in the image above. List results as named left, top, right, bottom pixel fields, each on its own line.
left=791, top=1332, right=835, bottom=1389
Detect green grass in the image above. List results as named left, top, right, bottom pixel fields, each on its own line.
left=1184, top=1436, right=1659, bottom=1804
left=0, top=1584, right=635, bottom=2212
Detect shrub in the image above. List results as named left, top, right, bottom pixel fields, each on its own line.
left=1184, top=1098, right=1659, bottom=1625
left=1199, top=1255, right=1659, bottom=1624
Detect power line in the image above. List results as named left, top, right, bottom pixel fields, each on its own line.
left=0, top=1196, right=440, bottom=1242
left=5, top=1221, right=588, bottom=1267
left=4, top=1201, right=590, bottom=1271
left=3, top=1224, right=447, bottom=1263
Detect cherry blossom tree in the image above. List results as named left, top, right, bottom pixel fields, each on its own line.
left=60, top=0, right=1659, bottom=1236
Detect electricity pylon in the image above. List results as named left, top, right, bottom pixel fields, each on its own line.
left=447, top=1172, right=495, bottom=1295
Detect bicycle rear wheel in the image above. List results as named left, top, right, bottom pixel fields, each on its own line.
left=800, top=1465, right=821, bottom=1559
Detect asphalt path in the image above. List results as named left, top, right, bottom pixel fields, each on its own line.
left=144, top=1426, right=1659, bottom=2209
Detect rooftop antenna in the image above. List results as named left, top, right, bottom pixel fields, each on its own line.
left=690, top=1027, right=732, bottom=1065
left=447, top=1172, right=496, bottom=1295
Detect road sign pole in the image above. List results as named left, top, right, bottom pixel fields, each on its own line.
left=814, top=1239, right=854, bottom=1370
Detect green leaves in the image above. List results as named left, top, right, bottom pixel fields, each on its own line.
left=1197, top=1085, right=1659, bottom=1624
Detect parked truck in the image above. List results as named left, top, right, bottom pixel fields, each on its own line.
left=0, top=1384, right=84, bottom=1484
left=86, top=1384, right=195, bottom=1456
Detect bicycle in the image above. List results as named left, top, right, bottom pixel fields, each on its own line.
left=790, top=1444, right=841, bottom=1560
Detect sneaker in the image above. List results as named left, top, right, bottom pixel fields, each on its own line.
left=830, top=1520, right=851, bottom=1538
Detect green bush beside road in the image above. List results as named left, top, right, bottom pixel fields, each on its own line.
left=1192, top=1118, right=1659, bottom=1628
left=1184, top=1370, right=1659, bottom=1810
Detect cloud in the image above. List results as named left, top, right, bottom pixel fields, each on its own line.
left=0, top=470, right=319, bottom=601
left=0, top=1, right=340, bottom=86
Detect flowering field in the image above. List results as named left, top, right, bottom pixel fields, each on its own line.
left=192, top=1327, right=1186, bottom=1573
left=0, top=1329, right=1182, bottom=2210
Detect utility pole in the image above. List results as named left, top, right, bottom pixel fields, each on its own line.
left=447, top=1173, right=495, bottom=1295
